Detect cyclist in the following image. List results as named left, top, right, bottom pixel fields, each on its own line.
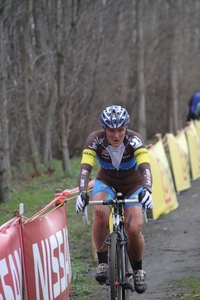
left=186, top=90, right=200, bottom=121
left=76, top=105, right=153, bottom=294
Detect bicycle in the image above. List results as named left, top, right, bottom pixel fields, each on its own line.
left=83, top=192, right=147, bottom=300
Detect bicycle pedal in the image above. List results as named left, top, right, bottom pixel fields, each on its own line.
left=122, top=282, right=134, bottom=293
left=105, top=279, right=110, bottom=286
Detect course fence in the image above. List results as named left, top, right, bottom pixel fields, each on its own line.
left=0, top=197, right=72, bottom=300
left=149, top=120, right=200, bottom=219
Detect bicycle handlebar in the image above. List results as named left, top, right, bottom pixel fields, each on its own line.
left=88, top=199, right=140, bottom=205
left=82, top=198, right=147, bottom=226
left=82, top=199, right=143, bottom=225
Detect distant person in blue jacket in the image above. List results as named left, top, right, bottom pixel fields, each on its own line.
left=187, top=91, right=200, bottom=121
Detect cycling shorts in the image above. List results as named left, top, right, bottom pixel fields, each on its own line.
left=92, top=179, right=142, bottom=209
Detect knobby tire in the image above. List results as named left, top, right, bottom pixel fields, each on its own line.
left=109, top=232, right=131, bottom=300
left=109, top=232, right=123, bottom=300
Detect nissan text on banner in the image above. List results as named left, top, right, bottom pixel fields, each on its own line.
left=0, top=223, right=22, bottom=300
left=22, top=205, right=71, bottom=300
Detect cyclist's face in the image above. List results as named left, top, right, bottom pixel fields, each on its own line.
left=105, top=126, right=127, bottom=147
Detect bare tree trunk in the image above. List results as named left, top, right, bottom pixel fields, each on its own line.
left=168, top=0, right=179, bottom=133
left=33, top=0, right=58, bottom=166
left=136, top=0, right=146, bottom=139
left=169, top=53, right=179, bottom=133
left=59, top=104, right=71, bottom=172
left=0, top=148, right=11, bottom=203
left=56, top=0, right=71, bottom=172
left=1, top=93, right=11, bottom=178
left=0, top=2, right=11, bottom=202
left=1, top=2, right=11, bottom=179
left=42, top=85, right=57, bottom=165
left=21, top=0, right=40, bottom=175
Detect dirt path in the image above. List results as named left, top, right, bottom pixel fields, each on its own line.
left=93, top=178, right=200, bottom=300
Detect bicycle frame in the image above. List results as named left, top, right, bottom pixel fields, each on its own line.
left=85, top=193, right=142, bottom=299
left=106, top=194, right=136, bottom=299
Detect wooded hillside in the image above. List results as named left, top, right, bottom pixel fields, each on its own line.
left=0, top=0, right=200, bottom=201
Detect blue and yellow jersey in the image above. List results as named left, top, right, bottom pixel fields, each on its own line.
left=78, top=129, right=152, bottom=194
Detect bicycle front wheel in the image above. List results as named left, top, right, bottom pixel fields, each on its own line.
left=109, top=232, right=123, bottom=300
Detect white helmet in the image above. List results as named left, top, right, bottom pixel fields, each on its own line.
left=100, top=105, right=130, bottom=128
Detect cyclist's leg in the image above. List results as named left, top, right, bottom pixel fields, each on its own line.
left=92, top=179, right=115, bottom=283
left=124, top=187, right=144, bottom=262
left=92, top=179, right=115, bottom=253
left=124, top=187, right=147, bottom=294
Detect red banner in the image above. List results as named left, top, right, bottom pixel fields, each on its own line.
left=0, top=224, right=22, bottom=299
left=22, top=205, right=71, bottom=300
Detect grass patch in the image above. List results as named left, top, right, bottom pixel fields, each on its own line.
left=179, top=277, right=200, bottom=299
left=0, top=157, right=100, bottom=299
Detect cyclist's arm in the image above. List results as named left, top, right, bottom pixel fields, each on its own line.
left=134, top=147, right=152, bottom=190
left=78, top=148, right=96, bottom=193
